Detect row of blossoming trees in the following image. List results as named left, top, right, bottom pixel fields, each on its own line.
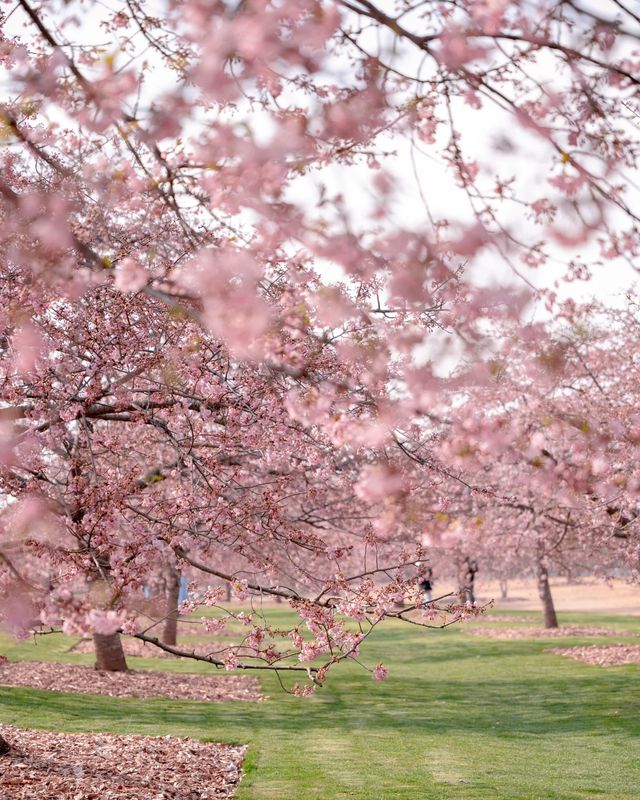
left=423, top=302, right=640, bottom=627
left=0, top=0, right=639, bottom=693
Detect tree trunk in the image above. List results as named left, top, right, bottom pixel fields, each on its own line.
left=0, top=734, right=10, bottom=755
left=162, top=565, right=181, bottom=646
left=536, top=556, right=559, bottom=629
left=499, top=580, right=508, bottom=599
left=93, top=632, right=128, bottom=671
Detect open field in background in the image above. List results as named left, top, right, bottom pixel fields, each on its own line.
left=1, top=606, right=639, bottom=800
left=431, top=577, right=640, bottom=615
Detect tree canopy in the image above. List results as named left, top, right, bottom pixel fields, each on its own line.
left=1, top=0, right=639, bottom=689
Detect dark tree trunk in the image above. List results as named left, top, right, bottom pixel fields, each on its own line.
left=536, top=552, right=559, bottom=629
left=0, top=734, right=10, bottom=755
left=93, top=632, right=128, bottom=671
left=162, top=565, right=181, bottom=646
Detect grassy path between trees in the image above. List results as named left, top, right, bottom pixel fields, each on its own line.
left=1, top=610, right=639, bottom=800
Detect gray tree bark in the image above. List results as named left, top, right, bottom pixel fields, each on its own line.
left=536, top=549, right=559, bottom=629
left=162, top=565, right=181, bottom=646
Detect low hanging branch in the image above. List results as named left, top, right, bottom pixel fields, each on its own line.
left=131, top=631, right=318, bottom=674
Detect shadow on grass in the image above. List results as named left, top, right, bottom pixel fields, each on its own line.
left=1, top=612, right=639, bottom=800
left=1, top=663, right=638, bottom=740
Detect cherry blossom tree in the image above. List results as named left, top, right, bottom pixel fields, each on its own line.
left=422, top=300, right=640, bottom=625
left=1, top=0, right=640, bottom=693
left=1, top=279, right=453, bottom=679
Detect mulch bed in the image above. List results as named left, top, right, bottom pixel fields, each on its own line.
left=0, top=724, right=245, bottom=799
left=473, top=614, right=533, bottom=623
left=545, top=643, right=640, bottom=666
left=465, top=625, right=623, bottom=639
left=0, top=661, right=262, bottom=703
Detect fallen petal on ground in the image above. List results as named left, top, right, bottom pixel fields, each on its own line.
left=0, top=724, right=246, bottom=799
left=465, top=625, right=624, bottom=639
left=545, top=644, right=640, bottom=666
left=0, top=661, right=262, bottom=702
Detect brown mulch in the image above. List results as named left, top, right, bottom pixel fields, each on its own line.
left=545, top=643, right=640, bottom=667
left=465, top=625, right=623, bottom=639
left=0, top=724, right=245, bottom=799
left=473, top=614, right=533, bottom=623
left=0, top=661, right=262, bottom=703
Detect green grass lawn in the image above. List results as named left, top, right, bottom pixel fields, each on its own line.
left=1, top=610, right=639, bottom=800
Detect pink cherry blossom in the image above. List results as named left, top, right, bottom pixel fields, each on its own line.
left=372, top=663, right=389, bottom=681
left=0, top=0, right=638, bottom=691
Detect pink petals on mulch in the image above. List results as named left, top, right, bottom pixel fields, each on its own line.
left=0, top=661, right=262, bottom=702
left=546, top=644, right=640, bottom=666
left=0, top=725, right=245, bottom=799
left=465, top=625, right=622, bottom=639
